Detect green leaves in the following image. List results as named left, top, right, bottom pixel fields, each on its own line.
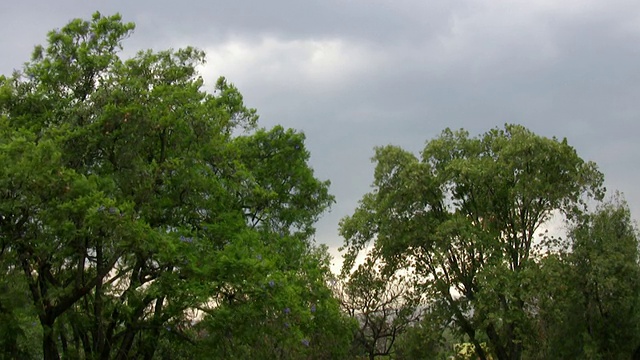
left=340, top=124, right=606, bottom=360
left=233, top=126, right=334, bottom=237
left=1, top=13, right=339, bottom=359
left=198, top=236, right=353, bottom=359
left=568, top=196, right=640, bottom=358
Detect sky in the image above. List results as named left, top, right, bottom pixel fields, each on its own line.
left=2, top=1, right=640, bottom=270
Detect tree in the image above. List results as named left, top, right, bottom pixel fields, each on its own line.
left=1, top=12, right=338, bottom=359
left=529, top=196, right=640, bottom=359
left=338, top=256, right=419, bottom=360
left=340, top=125, right=604, bottom=360
left=565, top=197, right=640, bottom=359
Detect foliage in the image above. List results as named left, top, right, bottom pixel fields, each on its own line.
left=197, top=243, right=355, bottom=359
left=532, top=196, right=640, bottom=359
left=0, top=12, right=340, bottom=360
left=0, top=268, right=39, bottom=359
left=338, top=256, right=419, bottom=360
left=393, top=306, right=456, bottom=360
left=340, top=125, right=605, bottom=360
left=570, top=196, right=640, bottom=357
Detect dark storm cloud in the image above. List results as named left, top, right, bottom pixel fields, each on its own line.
left=3, top=0, right=640, bottom=269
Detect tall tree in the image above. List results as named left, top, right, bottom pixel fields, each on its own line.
left=0, top=12, right=338, bottom=359
left=340, top=125, right=604, bottom=360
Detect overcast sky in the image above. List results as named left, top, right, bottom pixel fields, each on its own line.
left=3, top=1, right=640, bottom=269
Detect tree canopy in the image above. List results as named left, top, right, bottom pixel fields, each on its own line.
left=0, top=12, right=352, bottom=359
left=340, top=125, right=616, bottom=360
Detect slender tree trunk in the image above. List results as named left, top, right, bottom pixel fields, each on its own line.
left=115, top=330, right=136, bottom=360
left=94, top=236, right=105, bottom=355
left=506, top=321, right=523, bottom=360
left=486, top=323, right=509, bottom=360
left=42, top=322, right=60, bottom=360
left=142, top=297, right=165, bottom=360
left=451, top=303, right=488, bottom=360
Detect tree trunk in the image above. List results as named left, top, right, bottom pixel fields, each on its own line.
left=142, top=297, right=165, bottom=360
left=486, top=323, right=509, bottom=360
left=42, top=322, right=60, bottom=360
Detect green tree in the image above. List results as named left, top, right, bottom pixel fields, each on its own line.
left=530, top=197, right=640, bottom=360
left=567, top=197, right=640, bottom=359
left=338, top=256, right=419, bottom=360
left=571, top=197, right=640, bottom=357
left=340, top=125, right=604, bottom=360
left=1, top=12, right=338, bottom=360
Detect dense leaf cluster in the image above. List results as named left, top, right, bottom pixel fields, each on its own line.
left=0, top=13, right=354, bottom=360
left=341, top=126, right=640, bottom=359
